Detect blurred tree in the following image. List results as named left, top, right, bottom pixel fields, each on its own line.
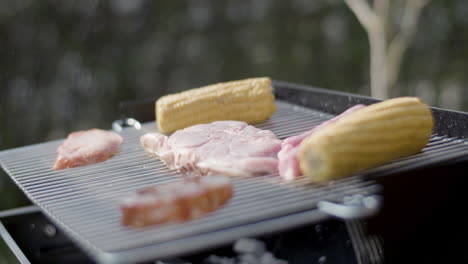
left=344, top=0, right=429, bottom=99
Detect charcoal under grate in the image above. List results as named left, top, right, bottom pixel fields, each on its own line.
left=1, top=100, right=467, bottom=264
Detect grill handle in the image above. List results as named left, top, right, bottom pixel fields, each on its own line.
left=318, top=195, right=382, bottom=219
left=112, top=118, right=142, bottom=132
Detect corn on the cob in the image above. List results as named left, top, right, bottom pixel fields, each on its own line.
left=298, top=97, right=434, bottom=183
left=156, top=77, right=276, bottom=134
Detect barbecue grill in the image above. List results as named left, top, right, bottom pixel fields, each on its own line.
left=1, top=80, right=468, bottom=264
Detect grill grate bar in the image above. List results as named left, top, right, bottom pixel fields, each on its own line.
left=52, top=180, right=377, bottom=242
left=22, top=160, right=165, bottom=190
left=4, top=106, right=320, bottom=177
left=37, top=170, right=366, bottom=209
left=15, top=155, right=163, bottom=184
left=21, top=156, right=164, bottom=187
left=362, top=141, right=468, bottom=176
left=0, top=138, right=143, bottom=166
left=92, top=185, right=380, bottom=250
left=43, top=176, right=370, bottom=221
left=26, top=135, right=461, bottom=200
left=5, top=145, right=146, bottom=176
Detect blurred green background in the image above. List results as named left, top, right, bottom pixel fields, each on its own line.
left=1, top=0, right=468, bottom=262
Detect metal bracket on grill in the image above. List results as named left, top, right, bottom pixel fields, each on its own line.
left=318, top=194, right=382, bottom=219
left=112, top=118, right=142, bottom=132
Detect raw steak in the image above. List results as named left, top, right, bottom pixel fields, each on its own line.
left=141, top=121, right=282, bottom=177
left=120, top=175, right=232, bottom=227
left=53, top=129, right=123, bottom=170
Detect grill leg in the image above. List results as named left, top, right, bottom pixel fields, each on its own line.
left=346, top=220, right=384, bottom=264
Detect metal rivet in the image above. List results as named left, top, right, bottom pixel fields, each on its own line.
left=43, top=224, right=57, bottom=237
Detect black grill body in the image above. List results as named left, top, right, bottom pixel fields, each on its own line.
left=1, top=207, right=360, bottom=264
left=272, top=81, right=468, bottom=262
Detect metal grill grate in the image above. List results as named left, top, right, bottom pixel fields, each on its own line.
left=1, top=100, right=467, bottom=264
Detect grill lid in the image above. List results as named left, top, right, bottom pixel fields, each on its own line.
left=1, top=99, right=467, bottom=264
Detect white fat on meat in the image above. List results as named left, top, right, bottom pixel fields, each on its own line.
left=141, top=121, right=282, bottom=177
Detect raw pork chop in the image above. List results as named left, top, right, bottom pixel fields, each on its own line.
left=141, top=121, right=282, bottom=177
left=53, top=129, right=123, bottom=170
left=120, top=175, right=232, bottom=227
left=278, top=105, right=366, bottom=180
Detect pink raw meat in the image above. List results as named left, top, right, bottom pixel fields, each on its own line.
left=278, top=104, right=366, bottom=180
left=141, top=121, right=282, bottom=177
left=53, top=129, right=123, bottom=170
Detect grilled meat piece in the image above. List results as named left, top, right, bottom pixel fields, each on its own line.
left=53, top=129, right=123, bottom=170
left=141, top=121, right=282, bottom=177
left=120, top=175, right=233, bottom=227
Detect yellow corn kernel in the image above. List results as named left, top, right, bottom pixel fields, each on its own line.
left=298, top=97, right=434, bottom=183
left=156, top=77, right=276, bottom=134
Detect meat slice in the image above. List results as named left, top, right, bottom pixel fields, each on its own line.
left=120, top=175, right=233, bottom=227
left=278, top=105, right=366, bottom=180
left=53, top=129, right=123, bottom=170
left=141, top=121, right=282, bottom=177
